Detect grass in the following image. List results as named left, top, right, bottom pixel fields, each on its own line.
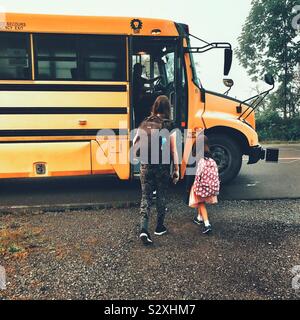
left=0, top=223, right=44, bottom=259
left=7, top=244, right=23, bottom=254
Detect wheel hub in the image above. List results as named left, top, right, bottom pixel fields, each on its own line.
left=210, top=145, right=231, bottom=173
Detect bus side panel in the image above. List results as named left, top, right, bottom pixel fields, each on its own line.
left=0, top=88, right=130, bottom=180
left=0, top=142, right=91, bottom=178
left=91, top=139, right=115, bottom=176
left=0, top=90, right=128, bottom=108
left=0, top=114, right=128, bottom=130
left=91, top=137, right=130, bottom=180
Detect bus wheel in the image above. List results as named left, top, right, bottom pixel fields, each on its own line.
left=207, top=134, right=243, bottom=184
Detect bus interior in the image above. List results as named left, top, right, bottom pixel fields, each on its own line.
left=131, top=37, right=182, bottom=129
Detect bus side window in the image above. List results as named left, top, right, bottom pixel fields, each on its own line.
left=34, top=34, right=126, bottom=82
left=34, top=35, right=78, bottom=81
left=81, top=36, right=126, bottom=81
left=0, top=33, right=31, bottom=80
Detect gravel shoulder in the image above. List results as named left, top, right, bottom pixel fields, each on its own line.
left=0, top=198, right=299, bottom=300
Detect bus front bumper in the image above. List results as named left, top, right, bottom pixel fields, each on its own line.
left=248, top=146, right=279, bottom=165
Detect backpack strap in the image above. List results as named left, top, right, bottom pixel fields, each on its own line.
left=139, top=115, right=173, bottom=131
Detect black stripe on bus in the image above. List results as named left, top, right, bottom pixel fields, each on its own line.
left=0, top=140, right=99, bottom=144
left=0, top=107, right=128, bottom=115
left=0, top=84, right=127, bottom=92
left=0, top=129, right=128, bottom=137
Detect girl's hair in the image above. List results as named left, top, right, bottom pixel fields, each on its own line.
left=151, top=95, right=171, bottom=119
left=193, top=134, right=213, bottom=159
left=203, top=135, right=213, bottom=158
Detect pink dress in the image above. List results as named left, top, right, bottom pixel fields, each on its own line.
left=189, top=187, right=218, bottom=208
left=189, top=158, right=219, bottom=208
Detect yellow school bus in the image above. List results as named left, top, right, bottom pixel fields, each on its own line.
left=0, top=13, right=277, bottom=183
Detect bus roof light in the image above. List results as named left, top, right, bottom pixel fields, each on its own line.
left=151, top=29, right=161, bottom=35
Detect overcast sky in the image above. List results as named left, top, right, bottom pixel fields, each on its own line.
left=0, top=0, right=264, bottom=99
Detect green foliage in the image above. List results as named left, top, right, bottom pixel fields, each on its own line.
left=237, top=0, right=299, bottom=81
left=256, top=110, right=300, bottom=141
left=237, top=0, right=300, bottom=121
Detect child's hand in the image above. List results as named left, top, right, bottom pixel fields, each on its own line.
left=172, top=170, right=180, bottom=184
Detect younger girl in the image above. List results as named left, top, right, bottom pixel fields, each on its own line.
left=189, top=135, right=220, bottom=234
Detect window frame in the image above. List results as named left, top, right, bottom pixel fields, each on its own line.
left=33, top=33, right=127, bottom=82
left=0, top=32, right=32, bottom=81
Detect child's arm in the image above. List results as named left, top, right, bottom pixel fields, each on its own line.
left=133, top=128, right=141, bottom=146
left=194, top=158, right=205, bottom=187
left=170, top=131, right=179, bottom=184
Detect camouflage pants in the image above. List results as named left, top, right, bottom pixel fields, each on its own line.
left=140, top=164, right=170, bottom=231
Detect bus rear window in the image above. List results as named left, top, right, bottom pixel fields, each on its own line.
left=34, top=34, right=126, bottom=82
left=0, top=33, right=31, bottom=80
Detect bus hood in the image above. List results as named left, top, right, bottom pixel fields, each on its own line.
left=204, top=91, right=256, bottom=129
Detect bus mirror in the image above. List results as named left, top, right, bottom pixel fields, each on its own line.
left=223, top=78, right=234, bottom=96
left=264, top=74, right=275, bottom=86
left=224, top=48, right=233, bottom=76
left=223, top=79, right=234, bottom=88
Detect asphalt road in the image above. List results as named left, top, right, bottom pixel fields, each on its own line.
left=0, top=144, right=299, bottom=210
left=222, top=144, right=300, bottom=200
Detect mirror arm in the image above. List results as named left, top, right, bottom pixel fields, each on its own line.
left=188, top=33, right=211, bottom=45
left=185, top=42, right=232, bottom=54
left=238, top=95, right=262, bottom=120
left=243, top=92, right=270, bottom=120
left=188, top=34, right=232, bottom=50
left=224, top=88, right=231, bottom=96
left=238, top=84, right=275, bottom=120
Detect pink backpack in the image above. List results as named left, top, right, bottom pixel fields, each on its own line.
left=194, top=158, right=220, bottom=198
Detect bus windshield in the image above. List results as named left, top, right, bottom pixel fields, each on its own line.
left=187, top=36, right=202, bottom=88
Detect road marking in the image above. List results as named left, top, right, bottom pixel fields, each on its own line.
left=280, top=160, right=300, bottom=164
left=246, top=181, right=260, bottom=187
left=243, top=157, right=300, bottom=163
left=278, top=158, right=300, bottom=164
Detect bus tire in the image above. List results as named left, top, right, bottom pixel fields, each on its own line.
left=206, top=134, right=243, bottom=184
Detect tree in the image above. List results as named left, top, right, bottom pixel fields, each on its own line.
left=237, top=0, right=300, bottom=119
left=291, top=65, right=300, bottom=116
